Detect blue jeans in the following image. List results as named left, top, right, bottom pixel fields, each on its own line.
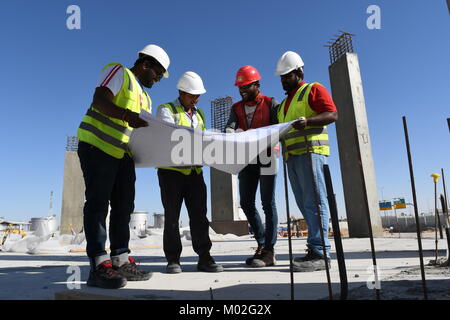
left=238, top=164, right=278, bottom=251
left=287, top=153, right=331, bottom=257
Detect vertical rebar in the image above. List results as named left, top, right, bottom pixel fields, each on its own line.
left=306, top=143, right=333, bottom=300
left=324, top=164, right=348, bottom=300
left=441, top=169, right=449, bottom=226
left=350, top=124, right=380, bottom=299
left=434, top=180, right=439, bottom=261
left=439, top=195, right=450, bottom=262
left=282, top=159, right=295, bottom=300
left=402, top=116, right=428, bottom=299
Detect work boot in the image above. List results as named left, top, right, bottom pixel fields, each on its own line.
left=112, top=256, right=152, bottom=281
left=245, top=244, right=264, bottom=266
left=251, top=249, right=276, bottom=268
left=87, top=260, right=127, bottom=289
left=166, top=261, right=182, bottom=274
left=293, top=249, right=316, bottom=263
left=197, top=253, right=223, bottom=273
left=292, top=249, right=331, bottom=272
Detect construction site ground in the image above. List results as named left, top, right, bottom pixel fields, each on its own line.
left=0, top=231, right=448, bottom=301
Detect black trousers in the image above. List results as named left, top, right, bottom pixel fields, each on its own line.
left=77, top=141, right=134, bottom=259
left=157, top=169, right=212, bottom=262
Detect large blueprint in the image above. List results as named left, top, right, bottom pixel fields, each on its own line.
left=128, top=110, right=294, bottom=175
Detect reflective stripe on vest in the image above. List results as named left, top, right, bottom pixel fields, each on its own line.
left=158, top=102, right=205, bottom=175
left=77, top=63, right=151, bottom=159
left=278, top=82, right=330, bottom=159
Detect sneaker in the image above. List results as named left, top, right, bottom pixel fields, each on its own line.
left=251, top=249, right=276, bottom=268
left=197, top=253, right=223, bottom=273
left=114, top=257, right=152, bottom=281
left=245, top=244, right=264, bottom=266
left=166, top=261, right=182, bottom=274
left=292, top=250, right=331, bottom=272
left=87, top=260, right=127, bottom=289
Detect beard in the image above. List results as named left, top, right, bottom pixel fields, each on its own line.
left=282, top=82, right=296, bottom=94
left=241, top=92, right=257, bottom=102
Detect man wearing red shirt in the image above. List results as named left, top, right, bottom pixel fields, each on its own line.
left=275, top=51, right=338, bottom=272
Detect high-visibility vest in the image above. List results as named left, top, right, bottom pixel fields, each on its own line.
left=232, top=95, right=274, bottom=130
left=277, top=82, right=329, bottom=160
left=158, top=102, right=206, bottom=175
left=77, top=62, right=151, bottom=159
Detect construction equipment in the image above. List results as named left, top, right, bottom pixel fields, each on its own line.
left=1, top=224, right=26, bottom=246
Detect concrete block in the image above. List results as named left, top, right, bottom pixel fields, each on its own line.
left=60, top=152, right=85, bottom=235
left=210, top=221, right=249, bottom=236
left=210, top=168, right=239, bottom=221
left=329, top=52, right=383, bottom=238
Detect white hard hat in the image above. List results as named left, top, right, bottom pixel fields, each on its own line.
left=176, top=71, right=206, bottom=95
left=275, top=51, right=304, bottom=76
left=138, top=44, right=170, bottom=78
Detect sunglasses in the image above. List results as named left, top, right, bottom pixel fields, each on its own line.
left=238, top=82, right=257, bottom=90
left=152, top=67, right=165, bottom=80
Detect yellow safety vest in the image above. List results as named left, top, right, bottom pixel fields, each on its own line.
left=277, top=82, right=329, bottom=160
left=158, top=102, right=206, bottom=175
left=77, top=63, right=152, bottom=159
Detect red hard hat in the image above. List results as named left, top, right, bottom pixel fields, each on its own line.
left=235, top=65, right=261, bottom=86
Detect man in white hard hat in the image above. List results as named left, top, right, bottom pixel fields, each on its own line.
left=77, top=44, right=169, bottom=288
left=156, top=71, right=223, bottom=274
left=275, top=51, right=338, bottom=272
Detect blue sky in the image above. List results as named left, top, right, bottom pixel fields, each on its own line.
left=1, top=0, right=449, bottom=226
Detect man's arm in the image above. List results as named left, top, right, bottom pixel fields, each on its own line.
left=270, top=98, right=280, bottom=125
left=92, top=87, right=148, bottom=128
left=156, top=104, right=176, bottom=124
left=224, top=107, right=238, bottom=133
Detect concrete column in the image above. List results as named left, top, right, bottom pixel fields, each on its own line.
left=328, top=52, right=383, bottom=237
left=209, top=168, right=248, bottom=236
left=60, top=151, right=85, bottom=235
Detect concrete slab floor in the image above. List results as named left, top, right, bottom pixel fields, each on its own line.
left=0, top=235, right=448, bottom=300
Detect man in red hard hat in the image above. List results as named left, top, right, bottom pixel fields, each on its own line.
left=225, top=65, right=279, bottom=268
